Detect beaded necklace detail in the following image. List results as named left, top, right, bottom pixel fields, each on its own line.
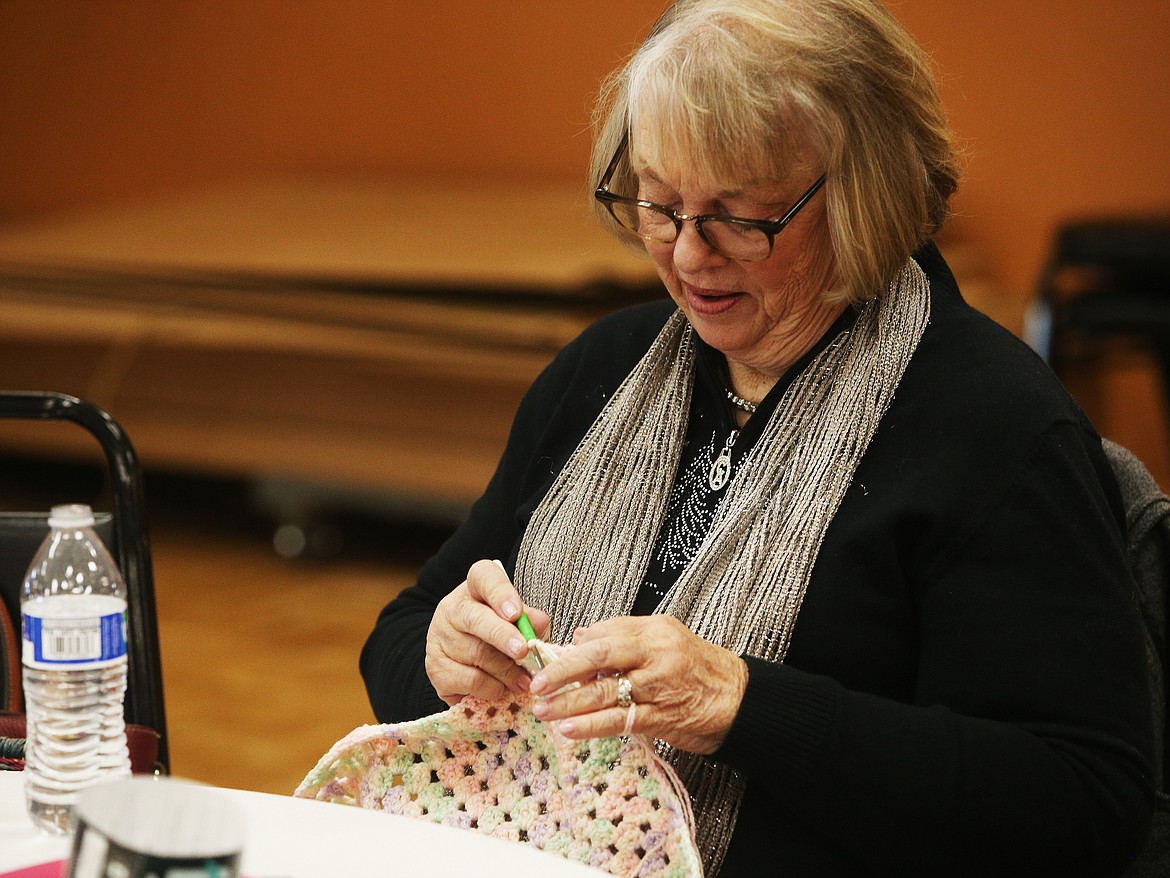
left=724, top=388, right=759, bottom=414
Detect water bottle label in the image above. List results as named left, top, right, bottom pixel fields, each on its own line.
left=22, top=604, right=128, bottom=669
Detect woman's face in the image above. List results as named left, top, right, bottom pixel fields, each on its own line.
left=631, top=140, right=838, bottom=378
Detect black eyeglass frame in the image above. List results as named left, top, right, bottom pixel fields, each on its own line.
left=594, top=134, right=827, bottom=263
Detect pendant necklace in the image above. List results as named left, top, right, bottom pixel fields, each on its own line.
left=708, top=428, right=739, bottom=491
left=711, top=373, right=759, bottom=491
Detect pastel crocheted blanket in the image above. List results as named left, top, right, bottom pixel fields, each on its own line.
left=294, top=645, right=702, bottom=877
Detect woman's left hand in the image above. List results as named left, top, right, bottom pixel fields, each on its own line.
left=528, top=615, right=748, bottom=755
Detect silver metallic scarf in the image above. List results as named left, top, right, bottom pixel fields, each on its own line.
left=515, top=257, right=931, bottom=875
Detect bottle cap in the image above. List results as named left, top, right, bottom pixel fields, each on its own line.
left=48, top=503, right=96, bottom=529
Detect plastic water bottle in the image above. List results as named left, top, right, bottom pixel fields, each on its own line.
left=21, top=503, right=131, bottom=834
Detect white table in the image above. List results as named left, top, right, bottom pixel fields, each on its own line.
left=0, top=772, right=599, bottom=877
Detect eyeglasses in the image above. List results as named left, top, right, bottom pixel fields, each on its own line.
left=594, top=135, right=826, bottom=263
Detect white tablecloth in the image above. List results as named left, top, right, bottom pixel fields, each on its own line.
left=0, top=771, right=599, bottom=876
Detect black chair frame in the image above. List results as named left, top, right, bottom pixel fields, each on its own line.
left=1039, top=216, right=1170, bottom=442
left=0, top=391, right=168, bottom=770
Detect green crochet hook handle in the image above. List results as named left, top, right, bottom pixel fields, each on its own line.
left=515, top=612, right=537, bottom=642
left=492, top=558, right=540, bottom=647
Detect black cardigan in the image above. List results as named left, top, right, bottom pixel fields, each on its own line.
left=361, top=243, right=1154, bottom=876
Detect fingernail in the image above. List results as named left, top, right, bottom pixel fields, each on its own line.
left=515, top=674, right=531, bottom=692
left=572, top=627, right=585, bottom=643
left=530, top=673, right=546, bottom=695
left=558, top=720, right=576, bottom=737
left=533, top=699, right=549, bottom=719
left=508, top=638, right=525, bottom=658
left=502, top=601, right=518, bottom=619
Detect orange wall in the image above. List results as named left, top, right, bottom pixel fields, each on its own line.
left=896, top=1, right=1170, bottom=296
left=1, top=1, right=1168, bottom=300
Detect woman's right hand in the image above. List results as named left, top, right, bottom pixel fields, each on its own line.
left=425, top=559, right=551, bottom=705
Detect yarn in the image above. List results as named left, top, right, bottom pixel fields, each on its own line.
left=295, top=643, right=702, bottom=877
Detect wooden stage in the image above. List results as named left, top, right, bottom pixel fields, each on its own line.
left=0, top=177, right=665, bottom=529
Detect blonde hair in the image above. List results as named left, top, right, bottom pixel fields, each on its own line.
left=590, top=0, right=961, bottom=305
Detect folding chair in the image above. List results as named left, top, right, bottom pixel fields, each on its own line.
left=1036, top=217, right=1170, bottom=443
left=0, top=391, right=168, bottom=772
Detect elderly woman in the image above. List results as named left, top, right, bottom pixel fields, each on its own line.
left=361, top=1, right=1154, bottom=874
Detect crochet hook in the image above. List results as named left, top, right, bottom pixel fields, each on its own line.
left=516, top=610, right=538, bottom=644
left=494, top=558, right=544, bottom=669
left=517, top=612, right=545, bottom=671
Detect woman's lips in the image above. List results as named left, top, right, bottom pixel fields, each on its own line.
left=683, top=283, right=745, bottom=316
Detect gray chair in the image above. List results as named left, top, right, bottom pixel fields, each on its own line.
left=1105, top=439, right=1170, bottom=875
left=0, top=391, right=168, bottom=772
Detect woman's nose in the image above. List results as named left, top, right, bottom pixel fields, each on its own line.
left=671, top=221, right=728, bottom=273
